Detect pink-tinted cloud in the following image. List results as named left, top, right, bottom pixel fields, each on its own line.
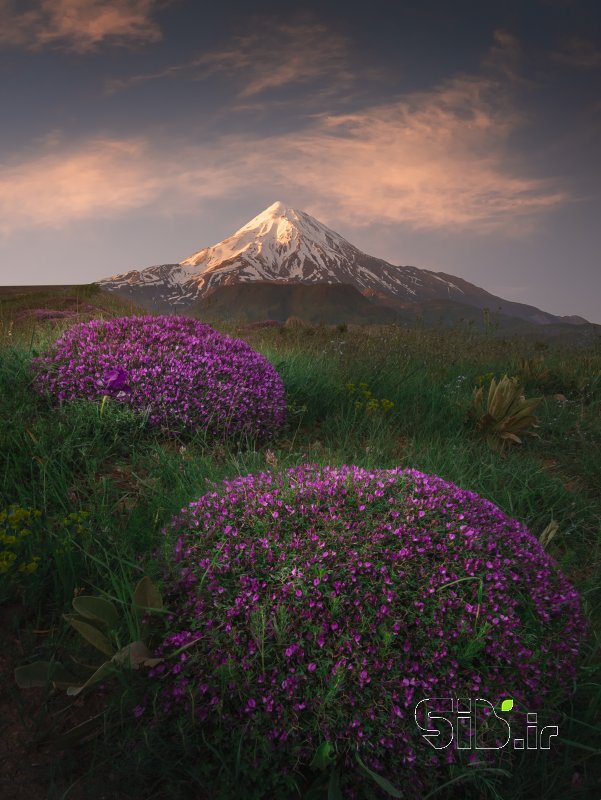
left=0, top=138, right=163, bottom=234
left=1, top=33, right=570, bottom=238
left=0, top=136, right=239, bottom=236
left=228, top=75, right=567, bottom=233
left=0, top=0, right=165, bottom=52
left=107, top=15, right=363, bottom=96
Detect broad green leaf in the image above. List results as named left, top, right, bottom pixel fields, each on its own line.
left=328, top=769, right=343, bottom=800
left=14, top=660, right=76, bottom=689
left=500, top=699, right=514, bottom=712
left=14, top=660, right=53, bottom=688
left=355, top=752, right=403, bottom=798
left=65, top=615, right=115, bottom=656
left=72, top=595, right=120, bottom=628
left=66, top=661, right=113, bottom=696
left=302, top=784, right=329, bottom=800
left=143, top=657, right=163, bottom=667
left=133, top=576, right=163, bottom=612
left=310, top=741, right=336, bottom=771
left=112, top=641, right=153, bottom=668
left=500, top=432, right=522, bottom=444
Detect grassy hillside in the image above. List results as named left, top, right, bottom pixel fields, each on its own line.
left=195, top=281, right=401, bottom=324
left=0, top=283, right=146, bottom=326
left=0, top=290, right=599, bottom=799
left=102, top=278, right=601, bottom=343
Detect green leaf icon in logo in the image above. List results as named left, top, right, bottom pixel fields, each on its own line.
left=500, top=698, right=514, bottom=712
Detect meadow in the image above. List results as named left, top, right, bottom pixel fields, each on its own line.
left=0, top=285, right=599, bottom=800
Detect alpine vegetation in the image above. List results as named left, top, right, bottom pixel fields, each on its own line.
left=32, top=315, right=285, bottom=442
left=147, top=465, right=586, bottom=799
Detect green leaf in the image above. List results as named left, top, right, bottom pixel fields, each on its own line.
left=72, top=595, right=120, bottom=628
left=143, top=657, right=163, bottom=668
left=500, top=698, right=514, bottom=712
left=14, top=661, right=76, bottom=689
left=111, top=641, right=153, bottom=668
left=66, top=661, right=113, bottom=696
left=310, top=741, right=336, bottom=771
left=355, top=752, right=403, bottom=798
left=133, top=576, right=163, bottom=613
left=328, top=769, right=343, bottom=800
left=65, top=615, right=115, bottom=656
left=14, top=661, right=52, bottom=688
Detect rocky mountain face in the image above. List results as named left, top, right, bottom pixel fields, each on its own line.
left=99, top=201, right=587, bottom=326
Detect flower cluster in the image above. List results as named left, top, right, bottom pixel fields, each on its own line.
left=150, top=466, right=586, bottom=796
left=16, top=305, right=99, bottom=322
left=19, top=308, right=73, bottom=321
left=32, top=316, right=286, bottom=441
left=41, top=510, right=93, bottom=560
left=0, top=505, right=42, bottom=579
left=345, top=382, right=394, bottom=414
left=62, top=510, right=90, bottom=536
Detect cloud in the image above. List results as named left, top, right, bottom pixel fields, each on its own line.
left=0, top=138, right=163, bottom=233
left=227, top=74, right=566, bottom=233
left=0, top=135, right=242, bottom=236
left=0, top=0, right=165, bottom=52
left=107, top=15, right=361, bottom=97
left=483, top=29, right=524, bottom=81
left=1, top=33, right=570, bottom=238
left=552, top=36, right=601, bottom=68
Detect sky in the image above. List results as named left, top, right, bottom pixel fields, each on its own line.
left=0, top=0, right=600, bottom=322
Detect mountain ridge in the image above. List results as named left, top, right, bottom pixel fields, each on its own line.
left=99, top=201, right=588, bottom=326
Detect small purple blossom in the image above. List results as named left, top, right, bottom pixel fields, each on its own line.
left=103, top=367, right=131, bottom=394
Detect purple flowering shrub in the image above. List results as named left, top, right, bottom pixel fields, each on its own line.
left=149, top=465, right=586, bottom=798
left=18, top=308, right=74, bottom=321
left=16, top=305, right=100, bottom=322
left=32, top=315, right=286, bottom=441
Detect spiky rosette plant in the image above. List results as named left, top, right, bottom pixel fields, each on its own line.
left=472, top=374, right=542, bottom=453
left=32, top=315, right=285, bottom=442
left=146, top=466, right=586, bottom=799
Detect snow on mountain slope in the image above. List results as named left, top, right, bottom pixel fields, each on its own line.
left=177, top=201, right=464, bottom=299
left=100, top=201, right=462, bottom=305
left=98, top=201, right=583, bottom=325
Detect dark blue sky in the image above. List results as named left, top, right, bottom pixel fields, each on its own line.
left=0, top=0, right=599, bottom=321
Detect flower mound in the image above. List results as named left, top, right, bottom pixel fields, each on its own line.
left=151, top=466, right=586, bottom=797
left=32, top=315, right=285, bottom=441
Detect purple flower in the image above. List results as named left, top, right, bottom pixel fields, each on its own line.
left=103, top=367, right=131, bottom=393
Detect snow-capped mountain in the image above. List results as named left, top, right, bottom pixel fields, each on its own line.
left=177, top=200, right=450, bottom=300
left=99, top=201, right=586, bottom=325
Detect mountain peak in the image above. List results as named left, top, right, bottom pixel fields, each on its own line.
left=98, top=202, right=582, bottom=328
left=265, top=200, right=290, bottom=216
left=176, top=200, right=362, bottom=281
left=235, top=200, right=297, bottom=235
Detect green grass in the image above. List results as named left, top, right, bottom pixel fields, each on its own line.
left=1, top=292, right=600, bottom=799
